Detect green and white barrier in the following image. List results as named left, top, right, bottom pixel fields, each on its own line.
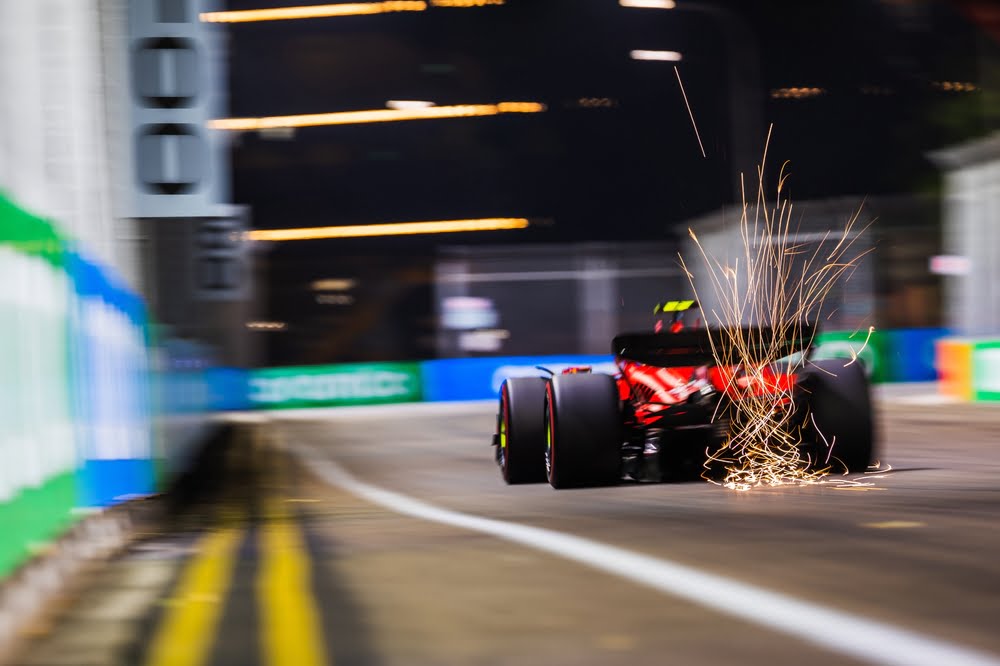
left=0, top=193, right=161, bottom=579
left=0, top=194, right=77, bottom=577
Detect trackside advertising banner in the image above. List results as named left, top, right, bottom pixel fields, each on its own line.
left=247, top=362, right=423, bottom=409
left=933, top=338, right=1000, bottom=402
left=881, top=328, right=949, bottom=382
left=936, top=338, right=974, bottom=401
left=236, top=329, right=957, bottom=415
left=206, top=367, right=253, bottom=411
left=421, top=356, right=618, bottom=402
left=812, top=330, right=888, bottom=383
left=813, top=328, right=947, bottom=384
left=421, top=331, right=948, bottom=403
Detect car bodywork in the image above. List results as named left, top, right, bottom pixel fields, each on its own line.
left=493, top=301, right=874, bottom=488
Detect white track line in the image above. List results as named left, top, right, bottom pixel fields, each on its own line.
left=297, top=448, right=1000, bottom=666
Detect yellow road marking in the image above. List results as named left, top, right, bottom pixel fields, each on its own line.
left=861, top=520, right=926, bottom=529
left=145, top=528, right=242, bottom=666
left=259, top=499, right=329, bottom=666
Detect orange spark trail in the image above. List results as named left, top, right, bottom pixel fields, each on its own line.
left=680, top=127, right=880, bottom=490
left=674, top=66, right=706, bottom=158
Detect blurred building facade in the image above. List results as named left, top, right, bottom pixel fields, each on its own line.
left=426, top=198, right=941, bottom=361
left=266, top=211, right=942, bottom=364
left=683, top=196, right=942, bottom=335
left=435, top=242, right=686, bottom=357
left=933, top=133, right=1000, bottom=335
left=0, top=0, right=139, bottom=285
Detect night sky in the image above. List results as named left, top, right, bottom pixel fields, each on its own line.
left=221, top=0, right=996, bottom=363
left=227, top=0, right=989, bottom=242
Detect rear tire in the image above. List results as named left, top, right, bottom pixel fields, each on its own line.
left=545, top=374, right=622, bottom=488
left=801, top=358, right=875, bottom=473
left=498, top=378, right=548, bottom=484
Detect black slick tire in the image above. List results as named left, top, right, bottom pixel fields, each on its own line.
left=802, top=358, right=876, bottom=473
left=498, top=377, right=548, bottom=484
left=545, top=373, right=621, bottom=489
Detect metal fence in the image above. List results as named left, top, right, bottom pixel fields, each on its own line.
left=933, top=134, right=1000, bottom=336
left=435, top=242, right=687, bottom=357
left=434, top=196, right=942, bottom=360
left=681, top=195, right=940, bottom=334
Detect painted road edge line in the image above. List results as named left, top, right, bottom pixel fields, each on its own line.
left=145, top=528, right=242, bottom=666
left=259, top=497, right=328, bottom=666
left=296, top=448, right=1000, bottom=666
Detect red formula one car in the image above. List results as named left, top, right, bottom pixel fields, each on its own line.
left=492, top=301, right=875, bottom=488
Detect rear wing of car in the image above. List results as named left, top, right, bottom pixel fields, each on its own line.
left=613, top=322, right=819, bottom=368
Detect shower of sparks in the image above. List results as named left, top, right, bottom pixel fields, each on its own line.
left=680, top=126, right=879, bottom=491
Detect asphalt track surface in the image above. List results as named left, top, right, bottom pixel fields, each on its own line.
left=10, top=390, right=1000, bottom=666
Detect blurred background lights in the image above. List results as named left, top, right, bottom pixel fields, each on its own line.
left=441, top=296, right=499, bottom=330
left=619, top=0, right=677, bottom=8
left=209, top=102, right=546, bottom=131
left=386, top=100, right=436, bottom=110
left=200, top=1, right=428, bottom=23
left=933, top=81, right=978, bottom=92
left=311, top=278, right=358, bottom=291
left=770, top=87, right=827, bottom=99
left=247, top=217, right=531, bottom=241
left=430, top=0, right=504, bottom=6
left=629, top=50, right=684, bottom=62
left=496, top=102, right=546, bottom=113
left=246, top=321, right=288, bottom=331
left=458, top=328, right=510, bottom=352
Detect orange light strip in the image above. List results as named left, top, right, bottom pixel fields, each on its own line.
left=208, top=102, right=545, bottom=131
left=247, top=218, right=531, bottom=242
left=770, top=87, right=826, bottom=99
left=619, top=0, right=676, bottom=7
left=200, top=1, right=427, bottom=23
left=430, top=0, right=504, bottom=6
